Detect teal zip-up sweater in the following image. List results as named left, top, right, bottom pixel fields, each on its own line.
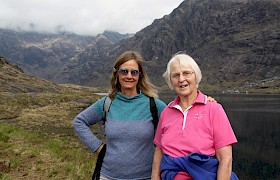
left=73, top=92, right=166, bottom=179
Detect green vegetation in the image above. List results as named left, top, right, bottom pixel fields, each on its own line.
left=0, top=84, right=102, bottom=179
left=0, top=123, right=96, bottom=179
left=0, top=56, right=278, bottom=179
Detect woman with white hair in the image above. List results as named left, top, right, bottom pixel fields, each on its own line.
left=152, top=53, right=238, bottom=180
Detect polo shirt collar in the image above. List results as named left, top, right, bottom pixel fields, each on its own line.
left=168, top=90, right=207, bottom=108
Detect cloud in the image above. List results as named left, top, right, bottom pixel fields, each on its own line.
left=0, top=0, right=183, bottom=36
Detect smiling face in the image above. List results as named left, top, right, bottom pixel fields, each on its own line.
left=117, top=59, right=140, bottom=96
left=170, top=59, right=197, bottom=98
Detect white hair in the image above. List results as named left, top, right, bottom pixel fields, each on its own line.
left=162, top=54, right=202, bottom=89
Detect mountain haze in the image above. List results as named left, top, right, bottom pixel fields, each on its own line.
left=0, top=0, right=279, bottom=93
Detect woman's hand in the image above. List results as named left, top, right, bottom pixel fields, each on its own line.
left=96, top=143, right=105, bottom=154
left=207, top=96, right=217, bottom=102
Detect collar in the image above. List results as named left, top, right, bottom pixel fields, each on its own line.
left=168, top=90, right=207, bottom=108
left=116, top=90, right=143, bottom=100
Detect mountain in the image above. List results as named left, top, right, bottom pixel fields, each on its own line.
left=134, top=0, right=280, bottom=82
left=0, top=55, right=60, bottom=93
left=0, top=0, right=279, bottom=93
left=56, top=0, right=280, bottom=93
left=0, top=56, right=104, bottom=122
left=0, top=29, right=131, bottom=82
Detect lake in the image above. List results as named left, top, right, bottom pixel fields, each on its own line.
left=158, top=92, right=280, bottom=180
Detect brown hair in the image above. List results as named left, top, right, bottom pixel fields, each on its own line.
left=108, top=51, right=158, bottom=99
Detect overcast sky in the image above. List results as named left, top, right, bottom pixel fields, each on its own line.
left=0, top=0, right=183, bottom=36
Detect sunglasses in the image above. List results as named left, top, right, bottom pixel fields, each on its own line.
left=118, top=69, right=140, bottom=76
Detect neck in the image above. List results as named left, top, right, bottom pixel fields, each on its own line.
left=179, top=91, right=198, bottom=110
left=121, top=88, right=138, bottom=97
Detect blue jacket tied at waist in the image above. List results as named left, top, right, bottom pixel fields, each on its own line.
left=160, top=153, right=238, bottom=180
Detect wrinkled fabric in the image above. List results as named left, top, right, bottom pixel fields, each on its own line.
left=161, top=153, right=239, bottom=180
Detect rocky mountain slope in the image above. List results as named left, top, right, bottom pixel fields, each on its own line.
left=60, top=0, right=280, bottom=93
left=0, top=0, right=279, bottom=93
left=0, top=55, right=102, bottom=121
left=0, top=56, right=60, bottom=93
left=0, top=29, right=131, bottom=82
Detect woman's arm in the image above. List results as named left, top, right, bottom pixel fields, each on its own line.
left=151, top=146, right=163, bottom=180
left=216, top=145, right=233, bottom=180
left=73, top=102, right=103, bottom=152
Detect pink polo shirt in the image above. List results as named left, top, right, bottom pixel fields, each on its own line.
left=154, top=91, right=237, bottom=179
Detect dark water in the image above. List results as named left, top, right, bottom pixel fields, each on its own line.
left=159, top=92, right=280, bottom=180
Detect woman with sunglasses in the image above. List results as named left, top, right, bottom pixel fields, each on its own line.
left=73, top=51, right=166, bottom=179
left=152, top=53, right=238, bottom=180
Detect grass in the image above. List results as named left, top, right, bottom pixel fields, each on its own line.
left=0, top=74, right=278, bottom=179
left=0, top=84, right=102, bottom=180
left=0, top=123, right=96, bottom=179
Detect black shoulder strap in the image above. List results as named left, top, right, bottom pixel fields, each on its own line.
left=149, top=97, right=159, bottom=130
left=94, top=97, right=158, bottom=179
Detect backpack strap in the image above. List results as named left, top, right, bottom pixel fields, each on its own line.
left=92, top=144, right=106, bottom=180
left=149, top=97, right=159, bottom=130
left=102, top=96, right=112, bottom=123
left=94, top=96, right=159, bottom=179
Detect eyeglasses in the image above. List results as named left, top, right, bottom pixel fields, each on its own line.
left=171, top=71, right=194, bottom=80
left=118, top=69, right=140, bottom=76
